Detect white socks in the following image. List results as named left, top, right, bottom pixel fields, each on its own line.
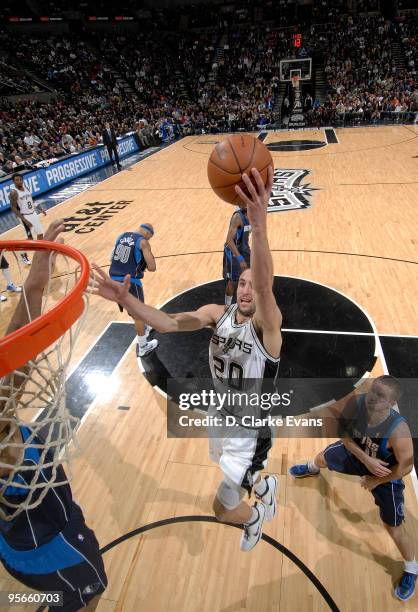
left=2, top=269, right=12, bottom=284
left=404, top=559, right=418, bottom=575
left=225, top=295, right=233, bottom=306
left=137, top=334, right=148, bottom=348
left=308, top=460, right=320, bottom=474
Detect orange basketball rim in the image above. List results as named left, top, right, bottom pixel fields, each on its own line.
left=0, top=240, right=90, bottom=377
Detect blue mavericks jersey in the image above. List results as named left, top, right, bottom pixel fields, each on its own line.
left=0, top=426, right=72, bottom=549
left=0, top=427, right=96, bottom=576
left=225, top=209, right=251, bottom=258
left=109, top=232, right=146, bottom=284
left=350, top=395, right=405, bottom=467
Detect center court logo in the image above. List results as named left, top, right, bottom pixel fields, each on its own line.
left=268, top=169, right=318, bottom=213
left=63, top=200, right=132, bottom=234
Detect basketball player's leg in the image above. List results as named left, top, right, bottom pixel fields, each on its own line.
left=112, top=145, right=121, bottom=170
left=127, top=284, right=158, bottom=357
left=223, top=248, right=234, bottom=305
left=24, top=213, right=44, bottom=240
left=290, top=446, right=417, bottom=599
left=289, top=441, right=353, bottom=477
left=223, top=248, right=238, bottom=305
left=1, top=503, right=107, bottom=611
left=18, top=218, right=32, bottom=264
left=373, top=484, right=417, bottom=600
left=211, top=432, right=277, bottom=551
left=1, top=255, right=21, bottom=293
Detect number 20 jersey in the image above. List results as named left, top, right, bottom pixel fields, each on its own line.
left=209, top=304, right=280, bottom=388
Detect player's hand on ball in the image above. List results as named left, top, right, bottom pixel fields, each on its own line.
left=363, top=456, right=391, bottom=477
left=235, top=166, right=274, bottom=231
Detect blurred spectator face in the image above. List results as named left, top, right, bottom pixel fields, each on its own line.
left=4, top=160, right=14, bottom=174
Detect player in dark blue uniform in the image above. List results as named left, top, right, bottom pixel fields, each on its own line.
left=109, top=224, right=158, bottom=358
left=223, top=204, right=251, bottom=305
left=290, top=376, right=417, bottom=602
left=0, top=221, right=107, bottom=611
left=0, top=426, right=107, bottom=611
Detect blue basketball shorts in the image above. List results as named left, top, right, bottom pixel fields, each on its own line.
left=323, top=441, right=405, bottom=527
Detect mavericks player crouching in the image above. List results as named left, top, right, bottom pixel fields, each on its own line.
left=93, top=167, right=282, bottom=551
left=290, top=376, right=417, bottom=602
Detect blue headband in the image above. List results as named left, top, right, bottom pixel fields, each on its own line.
left=140, top=224, right=154, bottom=236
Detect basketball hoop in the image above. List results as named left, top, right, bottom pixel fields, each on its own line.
left=0, top=240, right=89, bottom=377
left=0, top=240, right=90, bottom=520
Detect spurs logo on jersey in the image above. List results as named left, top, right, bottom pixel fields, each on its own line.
left=11, top=185, right=35, bottom=215
left=211, top=334, right=253, bottom=355
left=209, top=304, right=280, bottom=419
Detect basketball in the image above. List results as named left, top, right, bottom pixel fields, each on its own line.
left=207, top=135, right=274, bottom=204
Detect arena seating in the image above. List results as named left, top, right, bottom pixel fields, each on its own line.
left=0, top=2, right=416, bottom=175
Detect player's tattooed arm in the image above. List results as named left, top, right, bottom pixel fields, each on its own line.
left=9, top=190, right=22, bottom=220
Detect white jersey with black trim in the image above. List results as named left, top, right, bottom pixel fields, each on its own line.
left=10, top=185, right=35, bottom=216
left=209, top=304, right=280, bottom=388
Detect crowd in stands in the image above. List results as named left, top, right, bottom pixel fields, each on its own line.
left=0, top=94, right=170, bottom=177
left=0, top=62, right=42, bottom=95
left=308, top=13, right=417, bottom=125
left=0, top=3, right=417, bottom=178
left=400, top=15, right=417, bottom=76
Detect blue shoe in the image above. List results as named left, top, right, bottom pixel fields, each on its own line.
left=394, top=572, right=416, bottom=601
left=6, top=284, right=22, bottom=293
left=289, top=463, right=320, bottom=478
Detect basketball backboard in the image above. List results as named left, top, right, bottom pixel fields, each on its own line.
left=280, top=58, right=312, bottom=81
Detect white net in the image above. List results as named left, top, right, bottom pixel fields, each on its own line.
left=0, top=244, right=90, bottom=521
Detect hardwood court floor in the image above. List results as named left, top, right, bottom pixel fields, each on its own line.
left=0, top=125, right=417, bottom=611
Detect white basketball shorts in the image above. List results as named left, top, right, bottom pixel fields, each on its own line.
left=22, top=212, right=44, bottom=237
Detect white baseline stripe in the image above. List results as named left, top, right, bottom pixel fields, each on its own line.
left=281, top=328, right=374, bottom=336
left=374, top=323, right=418, bottom=502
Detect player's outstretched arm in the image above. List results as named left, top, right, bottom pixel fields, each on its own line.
left=92, top=265, right=224, bottom=332
left=235, top=167, right=282, bottom=357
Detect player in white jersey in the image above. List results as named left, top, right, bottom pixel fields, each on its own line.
left=10, top=173, right=46, bottom=242
left=92, top=166, right=282, bottom=551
